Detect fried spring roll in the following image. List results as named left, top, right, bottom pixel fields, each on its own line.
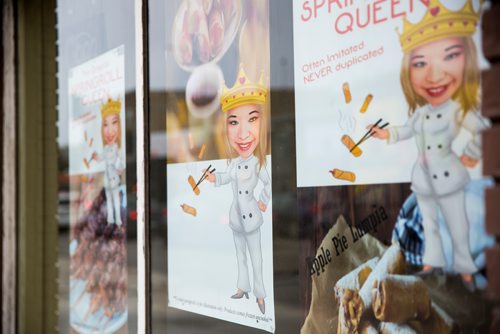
left=379, top=322, right=417, bottom=334
left=372, top=275, right=430, bottom=323
left=345, top=244, right=406, bottom=332
left=330, top=168, right=356, bottom=183
left=343, top=82, right=352, bottom=103
left=188, top=175, right=201, bottom=195
left=334, top=257, right=379, bottom=304
left=338, top=299, right=350, bottom=334
left=359, top=320, right=379, bottom=334
left=198, top=143, right=206, bottom=159
left=208, top=6, right=224, bottom=57
left=341, top=134, right=362, bottom=157
left=181, top=203, right=197, bottom=216
left=408, top=303, right=459, bottom=334
left=360, top=94, right=373, bottom=113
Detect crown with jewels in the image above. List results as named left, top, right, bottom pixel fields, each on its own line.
left=398, top=0, right=480, bottom=53
left=101, top=97, right=121, bottom=118
left=220, top=64, right=267, bottom=113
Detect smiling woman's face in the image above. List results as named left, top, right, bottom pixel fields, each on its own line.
left=103, top=114, right=120, bottom=145
left=410, top=37, right=465, bottom=107
left=226, top=103, right=261, bottom=159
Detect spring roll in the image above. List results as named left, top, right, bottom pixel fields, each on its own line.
left=345, top=244, right=406, bottom=332
left=198, top=143, right=206, bottom=159
left=360, top=94, right=373, bottom=113
left=338, top=299, right=350, bottom=334
left=188, top=175, right=201, bottom=195
left=208, top=6, right=224, bottom=57
left=202, top=0, right=213, bottom=15
left=343, top=82, right=352, bottom=103
left=408, top=303, right=459, bottom=334
left=330, top=168, right=356, bottom=183
left=379, top=322, right=417, bottom=334
left=372, top=275, right=430, bottom=323
left=334, top=257, right=379, bottom=304
left=195, top=11, right=210, bottom=63
left=341, top=134, right=362, bottom=157
left=181, top=203, right=197, bottom=216
left=359, top=319, right=380, bottom=334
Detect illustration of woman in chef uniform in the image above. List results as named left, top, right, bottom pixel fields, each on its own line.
left=205, top=65, right=271, bottom=314
left=371, top=0, right=490, bottom=290
left=92, top=97, right=125, bottom=226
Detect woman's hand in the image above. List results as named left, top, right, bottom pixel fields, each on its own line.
left=461, top=155, right=479, bottom=168
left=367, top=124, right=389, bottom=140
left=258, top=200, right=267, bottom=212
left=204, top=169, right=216, bottom=183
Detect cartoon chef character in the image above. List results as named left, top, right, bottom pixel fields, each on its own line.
left=92, top=97, right=125, bottom=226
left=205, top=65, right=271, bottom=314
left=370, top=0, right=490, bottom=291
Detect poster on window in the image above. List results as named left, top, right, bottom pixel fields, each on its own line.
left=164, top=0, right=275, bottom=332
left=67, top=45, right=128, bottom=333
left=293, top=0, right=488, bottom=188
left=294, top=1, right=495, bottom=333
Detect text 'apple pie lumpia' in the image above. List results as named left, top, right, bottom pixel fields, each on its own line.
left=372, top=274, right=430, bottom=323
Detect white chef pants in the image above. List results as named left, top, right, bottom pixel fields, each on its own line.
left=417, top=190, right=477, bottom=274
left=233, top=229, right=266, bottom=299
left=105, top=187, right=122, bottom=226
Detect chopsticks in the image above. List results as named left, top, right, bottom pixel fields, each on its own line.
left=350, top=119, right=390, bottom=153
left=193, top=165, right=216, bottom=190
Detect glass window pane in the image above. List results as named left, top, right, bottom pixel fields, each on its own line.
left=56, top=1, right=138, bottom=332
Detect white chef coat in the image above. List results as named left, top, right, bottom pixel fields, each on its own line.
left=101, top=143, right=125, bottom=190
left=388, top=100, right=490, bottom=197
left=215, top=154, right=271, bottom=233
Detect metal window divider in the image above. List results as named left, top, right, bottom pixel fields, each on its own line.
left=135, top=0, right=151, bottom=332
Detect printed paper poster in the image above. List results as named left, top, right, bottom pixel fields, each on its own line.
left=165, top=0, right=275, bottom=332
left=294, top=1, right=495, bottom=333
left=293, top=0, right=487, bottom=188
left=67, top=46, right=128, bottom=333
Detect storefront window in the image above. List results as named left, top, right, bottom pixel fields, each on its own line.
left=52, top=0, right=495, bottom=332
left=56, top=1, right=138, bottom=332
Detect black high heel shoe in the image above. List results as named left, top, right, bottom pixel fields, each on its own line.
left=231, top=290, right=249, bottom=299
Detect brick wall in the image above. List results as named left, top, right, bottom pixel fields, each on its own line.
left=482, top=2, right=500, bottom=333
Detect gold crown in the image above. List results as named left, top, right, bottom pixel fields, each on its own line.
left=399, top=0, right=479, bottom=53
left=101, top=97, right=121, bottom=118
left=220, top=64, right=267, bottom=113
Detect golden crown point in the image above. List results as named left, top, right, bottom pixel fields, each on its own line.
left=101, top=97, right=121, bottom=118
left=220, top=64, right=268, bottom=113
left=398, top=0, right=479, bottom=53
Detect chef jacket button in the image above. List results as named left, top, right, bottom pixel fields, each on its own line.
left=437, top=114, right=442, bottom=118
left=245, top=191, right=248, bottom=194
left=238, top=166, right=241, bottom=169
left=239, top=191, right=242, bottom=194
left=243, top=215, right=246, bottom=219
left=444, top=171, right=449, bottom=177
left=249, top=213, right=252, bottom=218
left=426, top=115, right=430, bottom=120
left=245, top=165, right=248, bottom=169
left=433, top=174, right=437, bottom=179
left=427, top=146, right=431, bottom=150
left=438, top=144, right=442, bottom=149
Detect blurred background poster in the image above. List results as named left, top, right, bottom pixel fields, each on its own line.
left=164, top=0, right=275, bottom=332
left=67, top=46, right=128, bottom=333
